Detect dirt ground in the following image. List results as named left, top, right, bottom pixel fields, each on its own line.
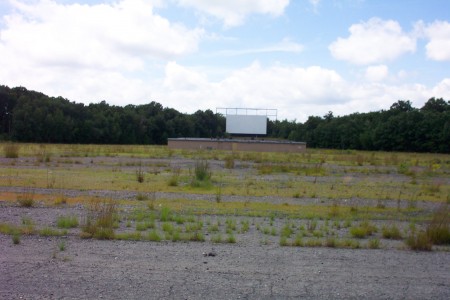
left=1, top=200, right=450, bottom=299
left=1, top=233, right=449, bottom=299
left=1, top=153, right=450, bottom=299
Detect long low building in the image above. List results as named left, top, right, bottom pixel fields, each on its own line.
left=168, top=138, right=306, bottom=153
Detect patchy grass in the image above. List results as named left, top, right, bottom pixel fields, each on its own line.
left=17, top=191, right=35, bottom=207
left=426, top=204, right=450, bottom=245
left=382, top=224, right=402, bottom=240
left=0, top=144, right=449, bottom=252
left=3, top=142, right=20, bottom=158
left=57, top=215, right=79, bottom=229
left=81, top=199, right=116, bottom=239
left=405, top=230, right=432, bottom=251
left=350, top=221, right=377, bottom=239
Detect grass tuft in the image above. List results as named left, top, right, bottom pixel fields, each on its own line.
left=350, top=220, right=377, bottom=239
left=81, top=199, right=116, bottom=239
left=17, top=191, right=35, bottom=207
left=405, top=230, right=432, bottom=251
left=426, top=204, right=450, bottom=245
left=382, top=224, right=402, bottom=240
left=3, top=143, right=20, bottom=158
left=12, top=233, right=21, bottom=244
left=57, top=215, right=79, bottom=229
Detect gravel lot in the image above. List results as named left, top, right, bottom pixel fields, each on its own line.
left=1, top=154, right=449, bottom=299
left=1, top=233, right=450, bottom=300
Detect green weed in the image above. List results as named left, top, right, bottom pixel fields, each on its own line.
left=368, top=238, right=381, bottom=249
left=147, top=230, right=162, bottom=242
left=56, top=215, right=79, bottom=229
left=405, top=230, right=432, bottom=251
left=12, top=233, right=20, bottom=244
left=382, top=224, right=402, bottom=240
left=3, top=143, right=20, bottom=158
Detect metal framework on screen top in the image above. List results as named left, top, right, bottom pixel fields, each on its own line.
left=216, top=107, right=277, bottom=120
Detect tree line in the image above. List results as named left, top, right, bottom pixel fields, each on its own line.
left=1, top=85, right=449, bottom=153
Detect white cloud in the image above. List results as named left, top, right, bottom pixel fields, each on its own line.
left=0, top=0, right=205, bottom=108
left=432, top=78, right=450, bottom=97
left=0, top=2, right=447, bottom=123
left=154, top=62, right=450, bottom=121
left=423, top=21, right=450, bottom=61
left=365, top=65, right=388, bottom=82
left=175, top=0, right=290, bottom=27
left=329, top=18, right=416, bottom=65
left=0, top=0, right=203, bottom=72
left=215, top=38, right=303, bottom=56
left=154, top=61, right=348, bottom=120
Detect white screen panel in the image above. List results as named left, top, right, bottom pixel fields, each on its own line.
left=226, top=115, right=267, bottom=135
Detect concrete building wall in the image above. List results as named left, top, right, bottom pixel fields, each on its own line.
left=167, top=138, right=306, bottom=153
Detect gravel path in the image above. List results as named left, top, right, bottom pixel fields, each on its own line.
left=0, top=186, right=442, bottom=211
left=1, top=234, right=449, bottom=299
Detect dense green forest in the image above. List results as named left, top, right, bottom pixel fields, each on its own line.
left=1, top=85, right=449, bottom=153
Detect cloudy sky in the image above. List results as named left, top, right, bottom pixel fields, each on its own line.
left=1, top=0, right=449, bottom=121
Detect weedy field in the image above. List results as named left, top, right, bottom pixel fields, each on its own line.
left=1, top=142, right=449, bottom=250
left=1, top=142, right=450, bottom=299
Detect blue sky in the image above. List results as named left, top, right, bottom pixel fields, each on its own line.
left=1, top=0, right=449, bottom=121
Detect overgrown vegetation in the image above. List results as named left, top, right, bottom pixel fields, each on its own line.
left=17, top=191, right=35, bottom=207
left=56, top=215, right=79, bottom=229
left=3, top=142, right=19, bottom=158
left=81, top=199, right=117, bottom=239
left=425, top=204, right=450, bottom=245
left=0, top=142, right=448, bottom=252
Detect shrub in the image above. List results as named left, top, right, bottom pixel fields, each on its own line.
left=136, top=164, right=145, bottom=183
left=167, top=176, right=178, bottom=187
left=12, top=233, right=20, bottom=245
left=56, top=215, right=79, bottom=228
left=135, top=222, right=148, bottom=231
left=3, top=143, right=19, bottom=158
left=280, top=223, right=294, bottom=238
left=292, top=234, right=304, bottom=247
left=215, top=185, right=222, bottom=203
left=160, top=206, right=172, bottom=222
left=240, top=220, right=250, bottom=233
left=194, top=159, right=211, bottom=181
left=115, top=232, right=142, bottom=241
left=147, top=230, right=161, bottom=242
left=279, top=236, right=289, bottom=246
left=188, top=232, right=205, bottom=242
left=382, top=224, right=402, bottom=240
left=368, top=238, right=380, bottom=249
left=339, top=239, right=360, bottom=249
left=224, top=155, right=235, bottom=169
left=136, top=193, right=148, bottom=201
left=350, top=221, right=377, bottom=239
left=59, top=240, right=66, bottom=251
left=211, top=234, right=223, bottom=243
left=304, top=239, right=323, bottom=247
left=162, top=222, right=174, bottom=234
left=325, top=237, right=337, bottom=248
left=406, top=230, right=432, bottom=251
left=227, top=233, right=236, bottom=243
left=40, top=227, right=63, bottom=236
left=94, top=227, right=115, bottom=240
left=426, top=205, right=450, bottom=245
left=81, top=199, right=116, bottom=239
left=17, top=191, right=35, bottom=207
